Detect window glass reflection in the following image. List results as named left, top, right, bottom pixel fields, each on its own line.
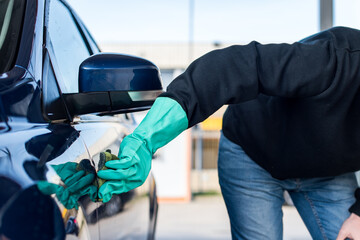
left=48, top=0, right=90, bottom=93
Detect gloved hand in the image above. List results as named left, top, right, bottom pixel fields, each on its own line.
left=97, top=97, right=188, bottom=203
left=37, top=160, right=97, bottom=209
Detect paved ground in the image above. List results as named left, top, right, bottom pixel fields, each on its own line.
left=155, top=195, right=312, bottom=240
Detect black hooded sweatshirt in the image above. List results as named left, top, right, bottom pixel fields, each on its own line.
left=161, top=27, right=360, bottom=214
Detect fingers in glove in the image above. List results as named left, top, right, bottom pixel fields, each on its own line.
left=67, top=173, right=95, bottom=193
left=37, top=181, right=62, bottom=195
left=98, top=179, right=144, bottom=203
left=64, top=170, right=85, bottom=186
left=98, top=180, right=126, bottom=203
left=105, top=157, right=136, bottom=169
left=63, top=196, right=79, bottom=210
left=52, top=162, right=78, bottom=180
left=58, top=189, right=81, bottom=210
left=56, top=187, right=69, bottom=203
left=97, top=167, right=137, bottom=181
left=82, top=185, right=98, bottom=202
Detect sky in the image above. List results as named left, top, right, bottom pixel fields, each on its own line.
left=66, top=0, right=360, bottom=44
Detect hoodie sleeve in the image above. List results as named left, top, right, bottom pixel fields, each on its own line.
left=160, top=28, right=342, bottom=128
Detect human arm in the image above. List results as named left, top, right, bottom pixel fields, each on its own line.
left=163, top=31, right=339, bottom=127
left=97, top=97, right=187, bottom=202
left=98, top=27, right=356, bottom=201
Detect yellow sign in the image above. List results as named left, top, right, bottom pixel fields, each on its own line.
left=200, top=117, right=222, bottom=131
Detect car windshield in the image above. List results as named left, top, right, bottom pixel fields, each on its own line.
left=0, top=0, right=25, bottom=74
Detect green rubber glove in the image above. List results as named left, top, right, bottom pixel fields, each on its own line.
left=97, top=97, right=188, bottom=203
left=37, top=161, right=97, bottom=209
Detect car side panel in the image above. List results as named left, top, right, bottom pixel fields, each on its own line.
left=74, top=117, right=153, bottom=240
left=0, top=122, right=98, bottom=239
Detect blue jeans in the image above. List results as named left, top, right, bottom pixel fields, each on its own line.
left=218, top=133, right=358, bottom=240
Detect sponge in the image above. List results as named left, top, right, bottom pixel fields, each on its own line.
left=76, top=159, right=96, bottom=176
left=97, top=150, right=119, bottom=189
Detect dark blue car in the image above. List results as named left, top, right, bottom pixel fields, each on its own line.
left=0, top=0, right=160, bottom=239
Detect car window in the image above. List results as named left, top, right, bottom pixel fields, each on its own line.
left=0, top=0, right=25, bottom=74
left=47, top=0, right=90, bottom=93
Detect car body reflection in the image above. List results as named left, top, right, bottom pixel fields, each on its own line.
left=0, top=0, right=159, bottom=239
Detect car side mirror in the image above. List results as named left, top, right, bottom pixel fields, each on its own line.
left=63, top=53, right=163, bottom=117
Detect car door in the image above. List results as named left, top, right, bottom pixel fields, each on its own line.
left=75, top=114, right=156, bottom=240
left=44, top=1, right=157, bottom=239
left=0, top=0, right=95, bottom=238
left=42, top=0, right=100, bottom=239
left=0, top=0, right=158, bottom=239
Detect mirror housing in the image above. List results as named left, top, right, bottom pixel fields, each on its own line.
left=79, top=53, right=162, bottom=92
left=64, top=53, right=163, bottom=117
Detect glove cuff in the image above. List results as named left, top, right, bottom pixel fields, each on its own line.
left=133, top=97, right=188, bottom=154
